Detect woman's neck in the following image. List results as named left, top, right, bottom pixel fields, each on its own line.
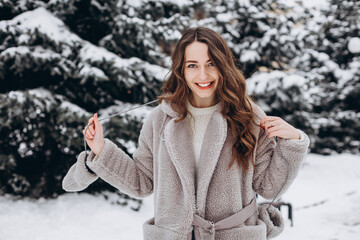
left=189, top=96, right=217, bottom=108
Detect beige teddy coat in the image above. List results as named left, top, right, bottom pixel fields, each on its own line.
left=63, top=100, right=310, bottom=239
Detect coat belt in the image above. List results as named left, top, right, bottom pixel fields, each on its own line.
left=189, top=197, right=257, bottom=240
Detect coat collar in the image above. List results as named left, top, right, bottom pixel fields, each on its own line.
left=164, top=115, right=197, bottom=212
left=161, top=100, right=228, bottom=216
left=196, top=110, right=227, bottom=216
left=160, top=99, right=180, bottom=118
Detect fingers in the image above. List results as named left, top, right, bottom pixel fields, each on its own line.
left=261, top=119, right=281, bottom=132
left=93, top=113, right=101, bottom=129
left=88, top=116, right=94, bottom=127
left=83, top=124, right=95, bottom=140
left=268, top=130, right=283, bottom=139
left=83, top=113, right=99, bottom=139
left=260, top=117, right=282, bottom=139
left=260, top=116, right=301, bottom=140
left=267, top=124, right=281, bottom=134
left=85, top=123, right=95, bottom=135
left=260, top=116, right=280, bottom=127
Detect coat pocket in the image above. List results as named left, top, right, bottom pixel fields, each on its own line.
left=143, top=218, right=189, bottom=240
left=258, top=204, right=285, bottom=239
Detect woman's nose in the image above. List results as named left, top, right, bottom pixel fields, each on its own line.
left=199, top=67, right=208, bottom=81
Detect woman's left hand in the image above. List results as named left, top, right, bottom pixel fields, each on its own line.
left=260, top=116, right=301, bottom=140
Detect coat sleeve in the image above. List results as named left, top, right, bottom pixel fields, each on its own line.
left=252, top=109, right=310, bottom=200
left=62, top=151, right=99, bottom=192
left=62, top=111, right=155, bottom=198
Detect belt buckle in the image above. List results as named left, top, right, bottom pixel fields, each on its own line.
left=207, top=221, right=215, bottom=234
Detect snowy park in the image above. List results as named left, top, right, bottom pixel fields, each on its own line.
left=1, top=153, right=359, bottom=239
left=1, top=0, right=359, bottom=239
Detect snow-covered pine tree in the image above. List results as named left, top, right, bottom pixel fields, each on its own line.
left=0, top=6, right=165, bottom=200
left=246, top=0, right=360, bottom=154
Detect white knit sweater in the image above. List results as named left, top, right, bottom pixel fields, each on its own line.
left=186, top=101, right=221, bottom=175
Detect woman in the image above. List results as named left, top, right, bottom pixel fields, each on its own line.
left=63, top=27, right=310, bottom=239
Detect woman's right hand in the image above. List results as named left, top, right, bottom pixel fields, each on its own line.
left=83, top=113, right=105, bottom=157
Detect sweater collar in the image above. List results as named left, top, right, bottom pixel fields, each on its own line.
left=186, top=101, right=221, bottom=116
left=161, top=99, right=222, bottom=119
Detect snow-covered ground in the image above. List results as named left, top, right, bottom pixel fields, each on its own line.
left=0, top=153, right=359, bottom=240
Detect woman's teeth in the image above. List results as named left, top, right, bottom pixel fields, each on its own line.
left=197, top=82, right=211, bottom=87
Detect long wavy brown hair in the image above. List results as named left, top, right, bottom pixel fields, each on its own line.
left=158, top=27, right=257, bottom=171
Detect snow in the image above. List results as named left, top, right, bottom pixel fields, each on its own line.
left=17, top=142, right=28, bottom=157
left=0, top=153, right=359, bottom=240
left=28, top=88, right=57, bottom=100
left=120, top=0, right=141, bottom=8
left=79, top=43, right=128, bottom=68
left=282, top=74, right=307, bottom=89
left=59, top=101, right=89, bottom=118
left=8, top=91, right=26, bottom=103
left=238, top=0, right=250, bottom=8
left=0, top=7, right=81, bottom=45
left=0, top=7, right=169, bottom=86
left=145, top=64, right=169, bottom=82
left=98, top=100, right=154, bottom=124
left=124, top=0, right=192, bottom=8
left=27, top=88, right=90, bottom=117
left=0, top=46, right=29, bottom=57
left=335, top=68, right=354, bottom=87
left=79, top=43, right=168, bottom=83
left=277, top=153, right=360, bottom=240
left=162, top=29, right=182, bottom=41
left=240, top=50, right=260, bottom=63
left=0, top=46, right=61, bottom=65
left=160, top=0, right=192, bottom=7
left=116, top=138, right=137, bottom=154
left=0, top=193, right=154, bottom=240
left=78, top=65, right=109, bottom=82
left=246, top=71, right=286, bottom=95
left=216, top=12, right=233, bottom=22
left=299, top=0, right=329, bottom=9
left=348, top=37, right=360, bottom=53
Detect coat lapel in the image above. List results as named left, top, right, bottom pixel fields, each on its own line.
left=196, top=110, right=228, bottom=216
left=164, top=117, right=196, bottom=212
left=160, top=100, right=228, bottom=216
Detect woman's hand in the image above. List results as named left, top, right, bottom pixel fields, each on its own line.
left=83, top=113, right=105, bottom=156
left=260, top=116, right=301, bottom=140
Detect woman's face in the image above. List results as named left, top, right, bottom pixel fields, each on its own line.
left=184, top=41, right=219, bottom=108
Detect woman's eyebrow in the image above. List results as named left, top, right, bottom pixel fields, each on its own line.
left=185, top=59, right=212, bottom=63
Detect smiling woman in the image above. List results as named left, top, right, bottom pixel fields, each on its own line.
left=63, top=27, right=310, bottom=240
left=184, top=41, right=219, bottom=107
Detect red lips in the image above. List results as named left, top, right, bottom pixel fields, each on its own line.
left=195, top=81, right=214, bottom=90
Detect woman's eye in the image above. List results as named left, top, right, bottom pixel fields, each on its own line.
left=187, top=64, right=197, bottom=68
left=208, top=62, right=214, bottom=67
